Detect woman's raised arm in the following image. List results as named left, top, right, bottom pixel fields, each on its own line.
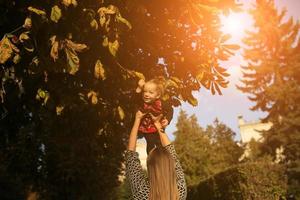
left=127, top=110, right=145, bottom=151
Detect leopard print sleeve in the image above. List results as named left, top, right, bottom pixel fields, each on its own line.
left=125, top=150, right=150, bottom=200
left=164, top=144, right=187, bottom=200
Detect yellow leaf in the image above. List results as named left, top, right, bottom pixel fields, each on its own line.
left=90, top=19, right=98, bottom=30
left=102, top=37, right=108, bottom=47
left=19, top=32, right=30, bottom=42
left=116, top=13, right=132, bottom=29
left=87, top=91, right=98, bottom=104
left=37, top=89, right=46, bottom=99
left=23, top=17, right=32, bottom=29
left=133, top=71, right=145, bottom=80
left=0, top=37, right=19, bottom=64
left=62, top=0, right=78, bottom=7
left=170, top=76, right=181, bottom=83
left=36, top=89, right=50, bottom=105
left=198, top=4, right=219, bottom=13
left=220, top=34, right=231, bottom=43
left=162, top=93, right=170, bottom=101
left=50, top=40, right=59, bottom=61
left=28, top=7, right=46, bottom=16
left=196, top=71, right=204, bottom=81
left=166, top=79, right=179, bottom=88
left=223, top=44, right=240, bottom=50
left=13, top=54, right=21, bottom=64
left=64, top=39, right=87, bottom=74
left=56, top=105, right=64, bottom=115
left=65, top=39, right=87, bottom=52
left=108, top=40, right=119, bottom=56
left=31, top=57, right=39, bottom=66
left=51, top=5, right=62, bottom=23
left=99, top=15, right=106, bottom=27
left=187, top=96, right=198, bottom=106
left=65, top=48, right=79, bottom=74
left=117, top=106, right=125, bottom=120
left=94, top=59, right=106, bottom=80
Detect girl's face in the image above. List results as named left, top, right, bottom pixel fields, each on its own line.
left=143, top=82, right=160, bottom=103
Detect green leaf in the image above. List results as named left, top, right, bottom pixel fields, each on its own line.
left=51, top=5, right=62, bottom=23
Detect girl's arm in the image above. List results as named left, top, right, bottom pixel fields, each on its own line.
left=127, top=110, right=145, bottom=151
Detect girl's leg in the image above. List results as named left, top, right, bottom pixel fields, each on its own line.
left=144, top=133, right=161, bottom=154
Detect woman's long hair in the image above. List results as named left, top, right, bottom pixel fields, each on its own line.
left=147, top=147, right=179, bottom=200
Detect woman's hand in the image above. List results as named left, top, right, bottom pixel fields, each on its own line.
left=161, top=117, right=169, bottom=128
left=135, top=110, right=146, bottom=121
left=128, top=110, right=145, bottom=151
left=149, top=113, right=163, bottom=130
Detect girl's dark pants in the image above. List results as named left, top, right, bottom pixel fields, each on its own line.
left=141, top=132, right=161, bottom=154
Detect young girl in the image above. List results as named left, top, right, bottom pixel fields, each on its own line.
left=135, top=77, right=173, bottom=154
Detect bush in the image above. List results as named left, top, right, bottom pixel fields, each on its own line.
left=188, top=162, right=287, bottom=200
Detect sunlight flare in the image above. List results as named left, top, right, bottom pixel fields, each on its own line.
left=220, top=12, right=253, bottom=39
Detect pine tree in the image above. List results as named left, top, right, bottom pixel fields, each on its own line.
left=174, top=111, right=243, bottom=186
left=205, top=118, right=243, bottom=171
left=174, top=110, right=214, bottom=186
left=238, top=0, right=300, bottom=197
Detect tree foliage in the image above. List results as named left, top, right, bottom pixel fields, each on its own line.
left=238, top=0, right=300, bottom=197
left=0, top=0, right=240, bottom=198
left=174, top=110, right=243, bottom=187
left=188, top=161, right=287, bottom=200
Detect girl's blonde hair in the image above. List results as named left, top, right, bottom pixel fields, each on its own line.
left=147, top=76, right=166, bottom=97
left=147, top=147, right=179, bottom=200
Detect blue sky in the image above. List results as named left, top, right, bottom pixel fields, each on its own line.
left=165, top=0, right=300, bottom=141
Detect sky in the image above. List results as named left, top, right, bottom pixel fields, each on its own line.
left=165, top=0, right=300, bottom=141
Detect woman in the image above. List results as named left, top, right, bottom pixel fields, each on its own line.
left=125, top=110, right=187, bottom=200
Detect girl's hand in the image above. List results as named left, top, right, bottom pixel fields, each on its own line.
left=135, top=110, right=146, bottom=121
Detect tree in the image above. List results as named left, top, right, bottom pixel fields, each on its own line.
left=238, top=0, right=300, bottom=197
left=0, top=0, right=241, bottom=198
left=174, top=110, right=213, bottom=186
left=205, top=118, right=243, bottom=172
left=174, top=111, right=243, bottom=187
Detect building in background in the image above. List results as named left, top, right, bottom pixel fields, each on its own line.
left=238, top=115, right=272, bottom=144
left=238, top=115, right=284, bottom=162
